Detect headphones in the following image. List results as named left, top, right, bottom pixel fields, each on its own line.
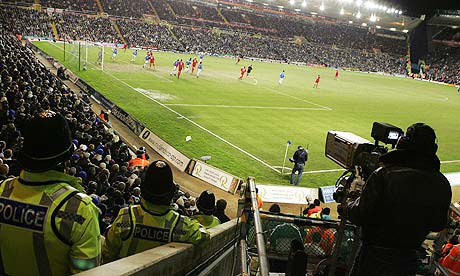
left=396, top=123, right=438, bottom=154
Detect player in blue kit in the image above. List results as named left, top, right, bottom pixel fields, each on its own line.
left=131, top=49, right=138, bottom=62
left=185, top=58, right=192, bottom=73
left=112, top=47, right=118, bottom=61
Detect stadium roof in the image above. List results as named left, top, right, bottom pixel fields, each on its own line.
left=218, top=0, right=460, bottom=32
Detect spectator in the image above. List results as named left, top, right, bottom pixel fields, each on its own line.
left=269, top=203, right=281, bottom=213
left=440, top=241, right=460, bottom=276
left=102, top=160, right=210, bottom=263
left=0, top=111, right=101, bottom=275
left=193, top=190, right=221, bottom=229
left=306, top=199, right=322, bottom=217
left=214, top=198, right=230, bottom=223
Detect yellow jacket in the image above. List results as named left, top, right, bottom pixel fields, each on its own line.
left=103, top=199, right=210, bottom=263
left=0, top=170, right=101, bottom=276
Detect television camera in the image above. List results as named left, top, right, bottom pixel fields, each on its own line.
left=325, top=122, right=404, bottom=203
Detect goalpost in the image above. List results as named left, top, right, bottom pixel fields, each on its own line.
left=63, top=40, right=105, bottom=71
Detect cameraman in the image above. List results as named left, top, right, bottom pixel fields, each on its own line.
left=340, top=123, right=452, bottom=276
left=290, top=146, right=308, bottom=185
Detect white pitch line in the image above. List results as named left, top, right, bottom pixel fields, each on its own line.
left=224, top=73, right=332, bottom=110
left=165, top=103, right=328, bottom=111
left=441, top=160, right=460, bottom=164
left=264, top=86, right=333, bottom=110
left=48, top=43, right=281, bottom=174
left=273, top=159, right=460, bottom=175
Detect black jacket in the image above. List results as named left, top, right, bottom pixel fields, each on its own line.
left=346, top=149, right=451, bottom=249
left=293, top=148, right=308, bottom=165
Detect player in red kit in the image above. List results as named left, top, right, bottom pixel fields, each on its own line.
left=191, top=58, right=198, bottom=73
left=177, top=59, right=184, bottom=78
left=334, top=69, right=339, bottom=80
left=236, top=55, right=241, bottom=64
left=313, top=75, right=320, bottom=88
left=149, top=54, right=155, bottom=70
left=239, top=66, right=246, bottom=80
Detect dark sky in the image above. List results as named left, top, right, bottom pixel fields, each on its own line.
left=386, top=0, right=460, bottom=17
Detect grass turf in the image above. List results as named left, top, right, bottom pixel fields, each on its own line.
left=33, top=41, right=460, bottom=188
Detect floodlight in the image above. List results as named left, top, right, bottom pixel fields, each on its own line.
left=320, top=3, right=325, bottom=11
left=398, top=10, right=402, bottom=14
left=369, top=14, right=377, bottom=22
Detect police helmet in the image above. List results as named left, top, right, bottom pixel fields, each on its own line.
left=18, top=110, right=74, bottom=172
left=197, top=190, right=216, bottom=215
left=141, top=160, right=176, bottom=205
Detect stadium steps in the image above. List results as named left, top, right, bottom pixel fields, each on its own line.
left=111, top=20, right=127, bottom=45
left=51, top=21, right=59, bottom=40
left=161, top=0, right=176, bottom=17
left=217, top=8, right=229, bottom=24
left=146, top=0, right=160, bottom=20
left=95, top=0, right=104, bottom=13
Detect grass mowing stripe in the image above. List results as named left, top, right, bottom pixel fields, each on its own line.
left=165, top=103, right=328, bottom=110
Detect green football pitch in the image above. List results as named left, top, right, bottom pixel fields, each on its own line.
left=34, top=41, right=460, bottom=188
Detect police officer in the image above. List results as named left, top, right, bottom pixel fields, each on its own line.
left=289, top=146, right=308, bottom=185
left=341, top=123, right=452, bottom=276
left=103, top=160, right=210, bottom=263
left=192, top=190, right=221, bottom=229
left=0, top=110, right=101, bottom=275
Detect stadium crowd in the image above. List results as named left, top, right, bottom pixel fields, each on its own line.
left=426, top=44, right=460, bottom=84
left=0, top=1, right=457, bottom=81
left=0, top=6, right=52, bottom=38
left=40, top=0, right=98, bottom=13
left=117, top=19, right=184, bottom=50
left=53, top=13, right=119, bottom=43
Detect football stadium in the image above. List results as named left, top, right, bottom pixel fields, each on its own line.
left=0, top=0, right=459, bottom=275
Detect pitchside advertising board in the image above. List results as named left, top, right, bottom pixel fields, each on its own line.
left=257, top=184, right=319, bottom=205
left=139, top=128, right=190, bottom=172
left=191, top=160, right=240, bottom=194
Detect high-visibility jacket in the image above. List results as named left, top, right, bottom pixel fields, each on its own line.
left=128, top=157, right=150, bottom=169
left=0, top=170, right=101, bottom=276
left=441, top=244, right=460, bottom=276
left=191, top=214, right=220, bottom=229
left=103, top=199, right=210, bottom=263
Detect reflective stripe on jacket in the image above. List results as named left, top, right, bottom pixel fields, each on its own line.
left=191, top=214, right=221, bottom=229
left=103, top=199, right=209, bottom=263
left=441, top=244, right=460, bottom=276
left=0, top=170, right=101, bottom=276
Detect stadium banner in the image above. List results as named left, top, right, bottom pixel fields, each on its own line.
left=256, top=184, right=318, bottom=205
left=64, top=69, right=79, bottom=83
left=444, top=172, right=460, bottom=186
left=318, top=186, right=336, bottom=204
left=191, top=160, right=240, bottom=194
left=139, top=128, right=190, bottom=172
left=110, top=106, right=145, bottom=136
